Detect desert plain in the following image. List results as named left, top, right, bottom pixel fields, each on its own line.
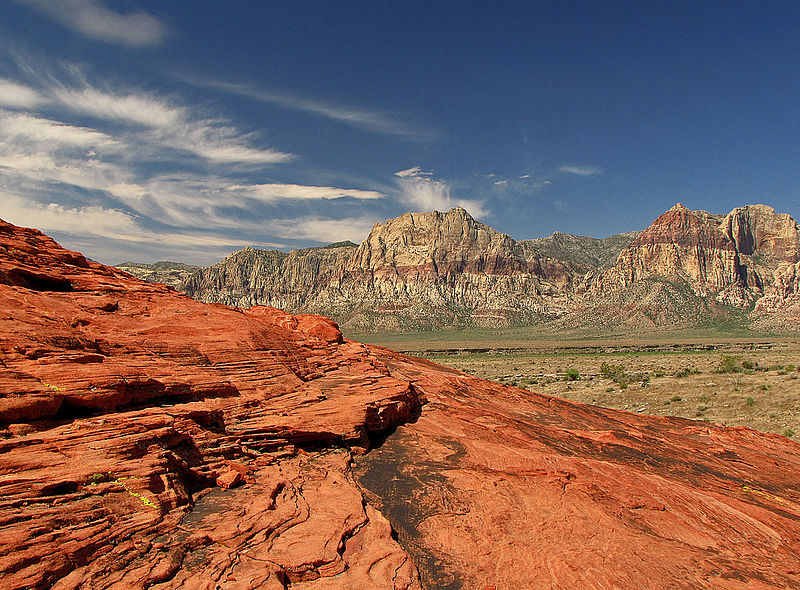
left=358, top=327, right=800, bottom=439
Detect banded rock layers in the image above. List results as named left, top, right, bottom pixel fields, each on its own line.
left=183, top=208, right=637, bottom=331
left=2, top=219, right=800, bottom=588
left=179, top=204, right=800, bottom=332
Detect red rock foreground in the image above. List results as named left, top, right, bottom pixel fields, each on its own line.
left=0, top=219, right=799, bottom=589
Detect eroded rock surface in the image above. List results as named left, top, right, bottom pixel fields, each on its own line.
left=2, top=218, right=800, bottom=589
left=356, top=355, right=800, bottom=589
left=0, top=220, right=420, bottom=589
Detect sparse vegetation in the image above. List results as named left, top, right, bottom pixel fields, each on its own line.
left=717, top=355, right=740, bottom=374
left=600, top=362, right=626, bottom=382
left=564, top=368, right=580, bottom=381
left=397, top=333, right=800, bottom=438
left=745, top=397, right=755, bottom=407
left=783, top=428, right=794, bottom=438
left=674, top=367, right=700, bottom=378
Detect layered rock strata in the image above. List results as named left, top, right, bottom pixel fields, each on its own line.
left=2, top=218, right=800, bottom=588
left=586, top=204, right=800, bottom=328
left=178, top=204, right=800, bottom=332
left=183, top=209, right=636, bottom=331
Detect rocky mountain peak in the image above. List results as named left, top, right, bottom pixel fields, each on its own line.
left=351, top=207, right=517, bottom=272
left=668, top=202, right=690, bottom=212
left=722, top=204, right=800, bottom=262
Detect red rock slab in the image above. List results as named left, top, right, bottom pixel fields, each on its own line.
left=1, top=217, right=800, bottom=589
left=355, top=353, right=800, bottom=589
left=0, top=219, right=422, bottom=588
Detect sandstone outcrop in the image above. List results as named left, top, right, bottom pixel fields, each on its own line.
left=182, top=208, right=636, bottom=331
left=587, top=203, right=800, bottom=328
left=3, top=219, right=800, bottom=588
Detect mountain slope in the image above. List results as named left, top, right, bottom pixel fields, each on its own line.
left=137, top=204, right=799, bottom=332
left=184, top=208, right=637, bottom=330
left=115, top=261, right=202, bottom=289
left=583, top=203, right=800, bottom=329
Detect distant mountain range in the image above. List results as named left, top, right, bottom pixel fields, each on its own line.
left=119, top=204, right=800, bottom=332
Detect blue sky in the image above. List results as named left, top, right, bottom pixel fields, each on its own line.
left=0, top=1, right=798, bottom=264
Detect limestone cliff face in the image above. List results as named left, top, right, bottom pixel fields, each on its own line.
left=182, top=243, right=355, bottom=311
left=115, top=261, right=202, bottom=289
left=184, top=208, right=635, bottom=330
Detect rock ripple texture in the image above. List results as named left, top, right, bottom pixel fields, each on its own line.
left=1, top=218, right=800, bottom=588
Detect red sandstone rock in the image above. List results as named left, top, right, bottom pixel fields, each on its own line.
left=0, top=218, right=799, bottom=589
left=216, top=469, right=244, bottom=489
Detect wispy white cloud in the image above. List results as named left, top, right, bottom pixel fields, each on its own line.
left=0, top=74, right=295, bottom=165
left=0, top=110, right=117, bottom=148
left=53, top=86, right=184, bottom=127
left=265, top=215, right=379, bottom=244
left=0, top=193, right=139, bottom=239
left=558, top=165, right=603, bottom=176
left=227, top=183, right=385, bottom=202
left=0, top=193, right=286, bottom=264
left=181, top=77, right=436, bottom=142
left=13, top=0, right=169, bottom=47
left=394, top=166, right=432, bottom=178
left=519, top=174, right=531, bottom=179
left=0, top=78, right=46, bottom=108
left=0, top=58, right=391, bottom=262
left=494, top=180, right=508, bottom=186
left=147, top=120, right=294, bottom=164
left=394, top=166, right=487, bottom=218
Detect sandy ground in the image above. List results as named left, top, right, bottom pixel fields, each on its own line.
left=389, top=340, right=800, bottom=438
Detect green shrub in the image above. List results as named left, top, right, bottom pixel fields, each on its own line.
left=759, top=384, right=769, bottom=391
left=674, top=367, right=700, bottom=378
left=745, top=396, right=755, bottom=407
left=716, top=356, right=741, bottom=374
left=564, top=368, right=580, bottom=381
left=783, top=428, right=795, bottom=438
left=600, top=362, right=626, bottom=381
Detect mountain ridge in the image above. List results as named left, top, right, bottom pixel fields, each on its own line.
left=120, top=204, right=800, bottom=332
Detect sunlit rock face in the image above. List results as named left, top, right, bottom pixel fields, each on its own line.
left=582, top=203, right=800, bottom=328
left=179, top=204, right=800, bottom=332
left=183, top=207, right=636, bottom=331
left=2, top=218, right=800, bottom=589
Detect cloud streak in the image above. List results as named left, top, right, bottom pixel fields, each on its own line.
left=13, top=0, right=169, bottom=47
left=0, top=62, right=392, bottom=262
left=558, top=165, right=603, bottom=176
left=0, top=73, right=296, bottom=165
left=182, top=77, right=436, bottom=142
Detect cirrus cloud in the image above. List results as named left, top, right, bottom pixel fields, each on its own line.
left=12, top=0, right=169, bottom=48
left=558, top=165, right=603, bottom=176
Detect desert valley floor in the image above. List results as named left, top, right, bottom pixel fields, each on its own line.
left=358, top=330, right=800, bottom=439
